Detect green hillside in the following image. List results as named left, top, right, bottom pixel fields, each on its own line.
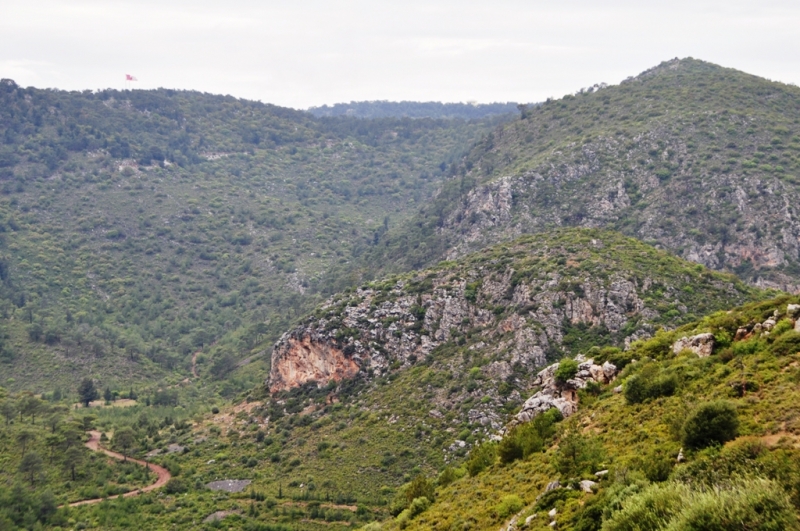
left=371, top=59, right=800, bottom=292
left=38, top=229, right=770, bottom=530
left=0, top=79, right=505, bottom=393
left=390, top=294, right=800, bottom=531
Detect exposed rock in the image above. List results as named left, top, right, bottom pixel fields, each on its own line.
left=579, top=480, right=597, bottom=493
left=677, top=448, right=685, bottom=463
left=525, top=514, right=537, bottom=526
left=206, top=479, right=252, bottom=493
left=544, top=480, right=561, bottom=492
left=595, top=470, right=609, bottom=477
left=548, top=508, right=557, bottom=519
left=788, top=304, right=800, bottom=318
left=203, top=511, right=238, bottom=523
left=514, top=358, right=618, bottom=425
left=672, top=333, right=715, bottom=357
left=269, top=333, right=359, bottom=393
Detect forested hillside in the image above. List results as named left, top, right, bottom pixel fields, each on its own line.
left=0, top=79, right=507, bottom=392
left=370, top=59, right=800, bottom=292
left=307, top=101, right=520, bottom=120
left=32, top=230, right=769, bottom=530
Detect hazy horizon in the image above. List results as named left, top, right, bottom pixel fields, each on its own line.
left=3, top=1, right=800, bottom=109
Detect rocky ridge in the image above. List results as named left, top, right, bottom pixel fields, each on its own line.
left=268, top=230, right=762, bottom=440
left=378, top=59, right=800, bottom=292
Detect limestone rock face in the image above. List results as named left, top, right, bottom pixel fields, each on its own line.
left=269, top=333, right=359, bottom=393
left=514, top=357, right=618, bottom=424
left=672, top=333, right=715, bottom=357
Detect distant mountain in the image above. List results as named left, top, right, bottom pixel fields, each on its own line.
left=307, top=100, right=521, bottom=120
left=370, top=59, right=800, bottom=293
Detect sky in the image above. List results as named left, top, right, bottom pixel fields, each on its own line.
left=2, top=0, right=799, bottom=109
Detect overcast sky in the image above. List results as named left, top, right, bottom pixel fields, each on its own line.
left=2, top=0, right=799, bottom=109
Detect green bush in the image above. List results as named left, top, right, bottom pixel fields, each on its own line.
left=466, top=442, right=497, bottom=477
left=164, top=478, right=187, bottom=494
left=682, top=401, right=739, bottom=449
left=624, top=364, right=678, bottom=404
left=498, top=408, right=562, bottom=464
left=602, top=479, right=798, bottom=531
left=555, top=359, right=579, bottom=384
left=770, top=331, right=800, bottom=357
left=495, top=494, right=524, bottom=519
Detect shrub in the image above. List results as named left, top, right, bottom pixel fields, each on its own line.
left=770, top=331, right=800, bottom=357
left=604, top=479, right=798, bottom=531
left=498, top=408, right=562, bottom=464
left=624, top=364, right=678, bottom=404
left=390, top=475, right=435, bottom=516
left=496, top=494, right=524, bottom=519
left=164, top=478, right=187, bottom=494
left=437, top=466, right=465, bottom=487
left=682, top=401, right=739, bottom=449
left=466, top=442, right=497, bottom=476
left=555, top=359, right=579, bottom=384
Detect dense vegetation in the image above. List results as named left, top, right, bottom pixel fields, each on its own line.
left=0, top=78, right=508, bottom=392
left=5, top=58, right=800, bottom=530
left=31, top=230, right=765, bottom=530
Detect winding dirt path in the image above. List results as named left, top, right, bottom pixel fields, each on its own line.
left=66, top=431, right=171, bottom=507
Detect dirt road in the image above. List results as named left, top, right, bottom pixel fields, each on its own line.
left=66, top=430, right=171, bottom=507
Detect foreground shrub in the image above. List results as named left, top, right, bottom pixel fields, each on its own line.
left=624, top=364, right=678, bottom=404
left=682, top=401, right=738, bottom=450
left=496, top=494, right=524, bottom=519
left=390, top=474, right=435, bottom=516
left=498, top=408, right=562, bottom=464
left=602, top=479, right=798, bottom=531
left=555, top=359, right=579, bottom=383
left=466, top=441, right=497, bottom=477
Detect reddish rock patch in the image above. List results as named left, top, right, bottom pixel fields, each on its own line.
left=269, top=335, right=359, bottom=393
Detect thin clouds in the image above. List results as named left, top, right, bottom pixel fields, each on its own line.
left=1, top=1, right=799, bottom=108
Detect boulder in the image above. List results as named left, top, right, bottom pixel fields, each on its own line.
left=544, top=480, right=560, bottom=492
left=601, top=361, right=617, bottom=381
left=579, top=480, right=597, bottom=493
left=672, top=333, right=715, bottom=357
left=788, top=304, right=800, bottom=318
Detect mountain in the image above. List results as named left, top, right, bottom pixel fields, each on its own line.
left=370, top=58, right=800, bottom=292
left=307, top=101, right=521, bottom=120
left=36, top=229, right=768, bottom=530
left=0, top=80, right=507, bottom=392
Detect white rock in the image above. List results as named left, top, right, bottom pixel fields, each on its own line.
left=579, top=480, right=597, bottom=492
left=594, top=469, right=609, bottom=477
left=672, top=333, right=715, bottom=357
left=788, top=304, right=800, bottom=318
left=548, top=508, right=557, bottom=518
left=525, top=514, right=537, bottom=526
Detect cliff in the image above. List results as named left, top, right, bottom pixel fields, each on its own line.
left=268, top=229, right=764, bottom=404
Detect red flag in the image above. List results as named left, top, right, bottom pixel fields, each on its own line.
left=125, top=74, right=137, bottom=81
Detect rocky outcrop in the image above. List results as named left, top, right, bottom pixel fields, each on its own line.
left=514, top=357, right=618, bottom=424
left=416, top=60, right=800, bottom=293
left=269, top=334, right=359, bottom=393
left=268, top=231, right=756, bottom=399
left=672, top=333, right=715, bottom=357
